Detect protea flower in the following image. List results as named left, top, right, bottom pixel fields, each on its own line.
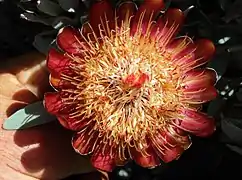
left=44, top=0, right=217, bottom=171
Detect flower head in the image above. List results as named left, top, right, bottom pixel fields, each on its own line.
left=44, top=0, right=217, bottom=172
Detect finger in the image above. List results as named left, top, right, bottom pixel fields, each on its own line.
left=0, top=95, right=28, bottom=122
left=0, top=52, right=51, bottom=99
left=0, top=73, right=38, bottom=103
left=1, top=52, right=47, bottom=75
left=1, top=120, right=95, bottom=179
left=0, top=99, right=95, bottom=179
left=14, top=54, right=51, bottom=99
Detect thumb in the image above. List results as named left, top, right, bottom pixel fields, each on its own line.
left=0, top=53, right=98, bottom=179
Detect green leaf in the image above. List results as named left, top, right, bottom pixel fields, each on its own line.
left=3, top=101, right=56, bottom=130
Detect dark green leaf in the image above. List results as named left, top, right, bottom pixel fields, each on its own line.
left=37, top=0, right=63, bottom=16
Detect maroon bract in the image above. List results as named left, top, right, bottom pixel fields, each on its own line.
left=44, top=0, right=217, bottom=172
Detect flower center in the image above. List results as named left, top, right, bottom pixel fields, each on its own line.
left=62, top=16, right=184, bottom=150
left=123, top=71, right=149, bottom=89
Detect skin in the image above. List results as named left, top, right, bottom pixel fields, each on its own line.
left=0, top=52, right=101, bottom=180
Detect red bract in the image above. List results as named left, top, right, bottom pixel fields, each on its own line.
left=44, top=0, right=217, bottom=172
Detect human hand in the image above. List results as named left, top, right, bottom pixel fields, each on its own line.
left=0, top=52, right=99, bottom=180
